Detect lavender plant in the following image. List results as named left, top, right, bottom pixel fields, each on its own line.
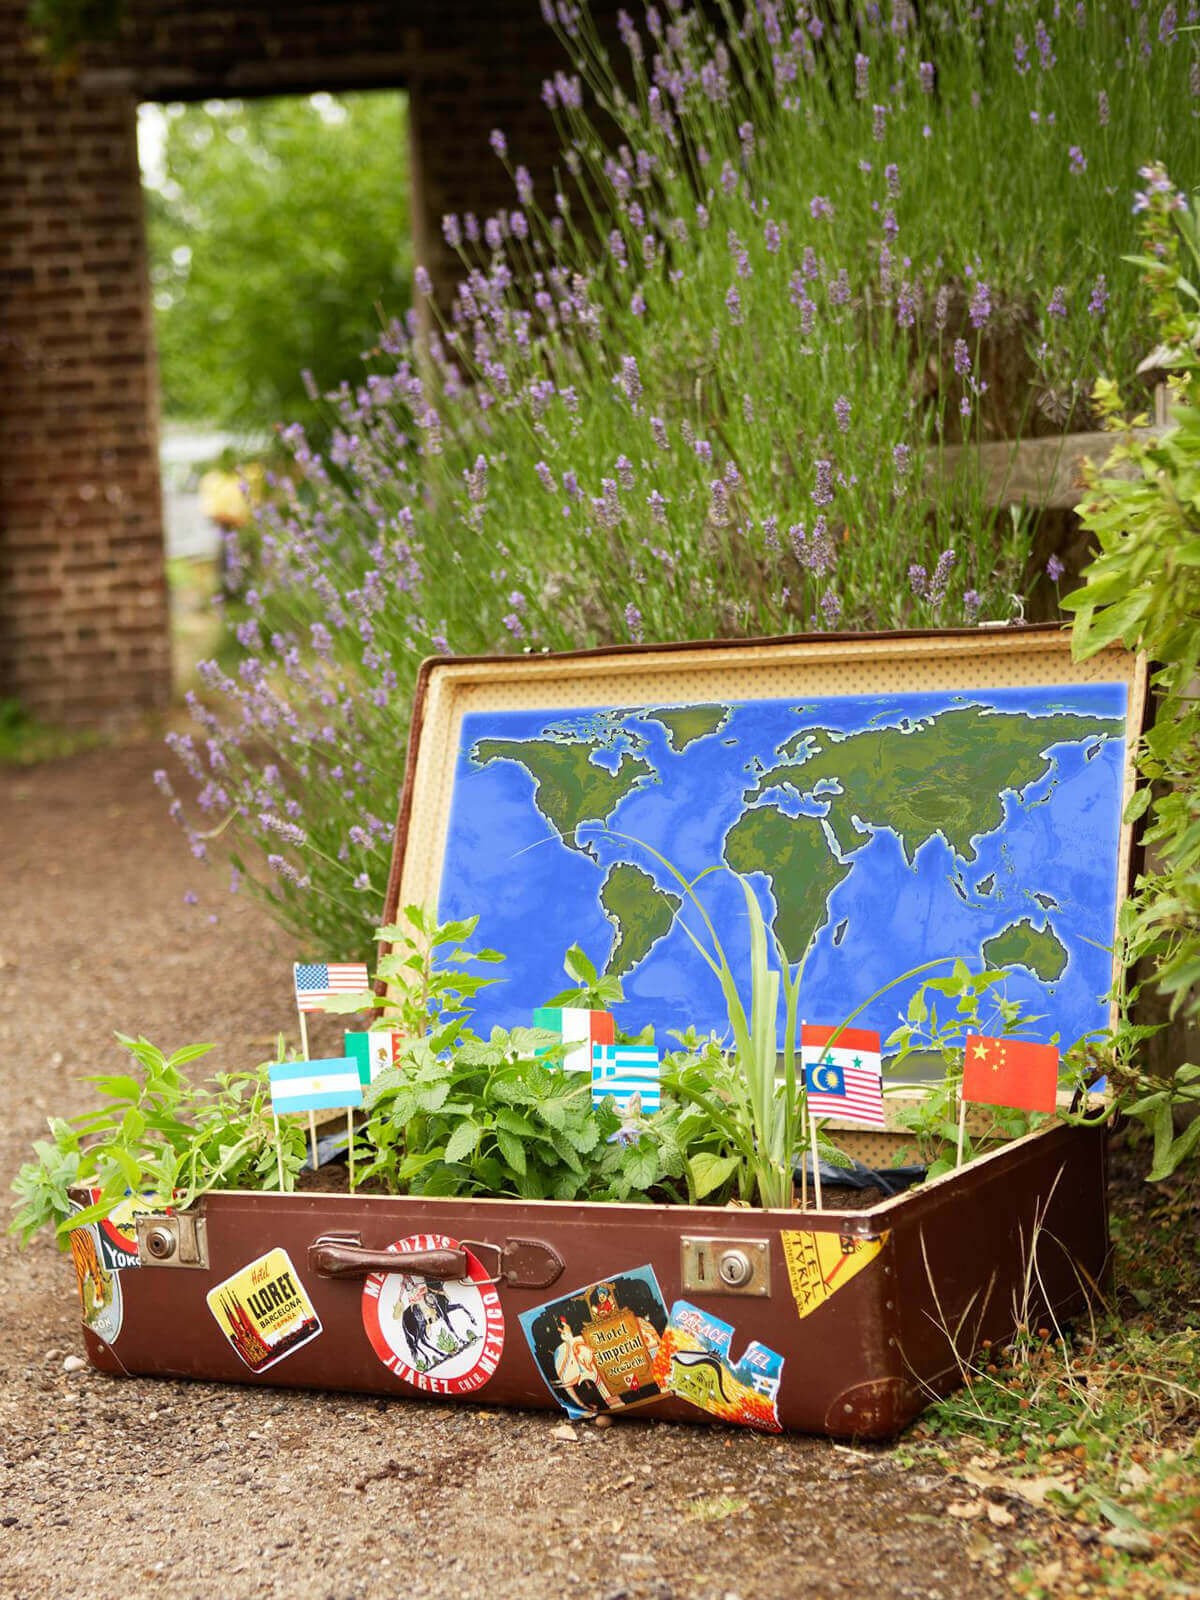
left=164, top=0, right=1199, bottom=950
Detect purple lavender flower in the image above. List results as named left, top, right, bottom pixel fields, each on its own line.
left=630, top=289, right=646, bottom=317
left=919, top=60, right=935, bottom=93
left=1098, top=89, right=1110, bottom=126
left=1069, top=145, right=1087, bottom=175
left=896, top=280, right=918, bottom=327
left=615, top=454, right=635, bottom=491
left=650, top=415, right=668, bottom=450
left=764, top=218, right=782, bottom=254
left=484, top=216, right=505, bottom=252
left=953, top=338, right=972, bottom=377
left=1160, top=3, right=1177, bottom=43
left=935, top=285, right=950, bottom=331
left=855, top=52, right=870, bottom=98
left=812, top=459, right=834, bottom=507
left=1047, top=284, right=1068, bottom=319
left=810, top=195, right=834, bottom=220
left=928, top=548, right=956, bottom=606
left=908, top=562, right=928, bottom=599
left=489, top=129, right=508, bottom=160
left=619, top=354, right=643, bottom=407
left=725, top=285, right=744, bottom=324
left=885, top=162, right=901, bottom=198
left=1035, top=20, right=1056, bottom=69
left=968, top=281, right=991, bottom=329
left=1088, top=273, right=1109, bottom=317
left=625, top=602, right=644, bottom=641
left=502, top=611, right=525, bottom=639
left=1013, top=33, right=1030, bottom=74
left=183, top=889, right=199, bottom=906
left=834, top=395, right=851, bottom=433
left=647, top=490, right=667, bottom=522
left=828, top=269, right=851, bottom=306
left=872, top=104, right=887, bottom=141
left=1046, top=554, right=1066, bottom=582
left=893, top=442, right=913, bottom=476
left=963, top=590, right=982, bottom=617
left=442, top=214, right=462, bottom=249
left=820, top=588, right=843, bottom=626
left=535, top=460, right=555, bottom=492
left=738, top=120, right=755, bottom=159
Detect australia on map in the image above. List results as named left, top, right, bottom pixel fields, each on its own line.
left=437, top=684, right=1128, bottom=1053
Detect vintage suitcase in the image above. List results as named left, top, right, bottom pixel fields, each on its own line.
left=71, top=625, right=1145, bottom=1438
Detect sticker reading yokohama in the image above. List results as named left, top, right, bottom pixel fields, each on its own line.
left=361, top=1233, right=505, bottom=1395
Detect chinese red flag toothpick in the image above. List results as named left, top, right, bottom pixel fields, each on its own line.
left=962, top=1035, right=1059, bottom=1115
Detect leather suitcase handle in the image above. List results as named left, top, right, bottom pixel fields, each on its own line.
left=309, top=1241, right=468, bottom=1280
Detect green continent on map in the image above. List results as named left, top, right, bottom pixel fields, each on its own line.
left=470, top=738, right=654, bottom=853
left=600, top=863, right=681, bottom=978
left=639, top=704, right=731, bottom=753
left=982, top=917, right=1068, bottom=983
left=751, top=707, right=1120, bottom=865
left=723, top=806, right=851, bottom=960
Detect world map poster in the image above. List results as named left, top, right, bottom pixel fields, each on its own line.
left=435, top=683, right=1129, bottom=1053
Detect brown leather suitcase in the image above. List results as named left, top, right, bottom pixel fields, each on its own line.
left=71, top=626, right=1142, bottom=1437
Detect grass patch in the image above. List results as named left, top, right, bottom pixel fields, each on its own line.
left=0, top=699, right=106, bottom=767
left=904, top=1141, right=1199, bottom=1595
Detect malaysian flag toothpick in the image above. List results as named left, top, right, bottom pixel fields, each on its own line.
left=293, top=962, right=371, bottom=1012
left=800, top=1025, right=885, bottom=1128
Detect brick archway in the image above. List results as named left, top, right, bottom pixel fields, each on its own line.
left=1, top=0, right=620, bottom=724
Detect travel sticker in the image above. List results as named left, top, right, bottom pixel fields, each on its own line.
left=206, top=1248, right=322, bottom=1373
left=653, top=1300, right=783, bottom=1432
left=85, top=1188, right=172, bottom=1271
left=361, top=1233, right=504, bottom=1394
left=780, top=1229, right=889, bottom=1320
left=69, top=1217, right=123, bottom=1345
left=519, top=1265, right=669, bottom=1419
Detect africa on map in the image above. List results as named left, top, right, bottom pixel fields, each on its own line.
left=437, top=684, right=1128, bottom=1052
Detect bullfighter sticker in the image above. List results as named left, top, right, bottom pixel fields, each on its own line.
left=361, top=1233, right=504, bottom=1394
left=519, top=1265, right=669, bottom=1419
left=653, top=1301, right=783, bottom=1432
left=780, top=1229, right=889, bottom=1320
left=206, top=1248, right=322, bottom=1373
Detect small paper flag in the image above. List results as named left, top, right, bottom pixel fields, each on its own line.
left=344, top=1029, right=402, bottom=1087
left=801, top=1025, right=885, bottom=1127
left=532, top=1006, right=615, bottom=1073
left=268, top=1058, right=364, bottom=1116
left=591, top=1044, right=661, bottom=1113
left=962, top=1035, right=1059, bottom=1114
left=293, top=962, right=371, bottom=1012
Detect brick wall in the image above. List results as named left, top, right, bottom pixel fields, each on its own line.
left=0, top=0, right=622, bottom=726
left=0, top=0, right=170, bottom=725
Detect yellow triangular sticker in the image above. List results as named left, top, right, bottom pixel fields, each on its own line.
left=780, top=1230, right=889, bottom=1320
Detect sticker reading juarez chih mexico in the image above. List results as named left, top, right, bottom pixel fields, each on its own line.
left=780, top=1229, right=889, bottom=1321
left=361, top=1233, right=504, bottom=1394
left=653, top=1300, right=783, bottom=1432
left=519, top=1265, right=669, bottom=1420
left=69, top=1214, right=123, bottom=1346
left=206, top=1248, right=322, bottom=1373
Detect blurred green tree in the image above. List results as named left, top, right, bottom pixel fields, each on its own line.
left=144, top=92, right=410, bottom=438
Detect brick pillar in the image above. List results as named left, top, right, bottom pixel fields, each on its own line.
left=0, top=1, right=170, bottom=726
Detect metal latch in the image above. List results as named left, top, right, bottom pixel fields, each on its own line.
left=136, top=1209, right=208, bottom=1269
left=681, top=1236, right=770, bottom=1297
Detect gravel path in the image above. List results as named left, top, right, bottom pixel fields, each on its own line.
left=0, top=744, right=1051, bottom=1600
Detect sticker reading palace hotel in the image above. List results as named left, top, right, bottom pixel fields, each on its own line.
left=206, top=1248, right=322, bottom=1373
left=361, top=1233, right=505, bottom=1395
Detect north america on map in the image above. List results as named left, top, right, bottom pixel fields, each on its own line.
left=438, top=685, right=1128, bottom=1052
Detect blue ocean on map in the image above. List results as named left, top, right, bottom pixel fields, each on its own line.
left=436, top=683, right=1128, bottom=1054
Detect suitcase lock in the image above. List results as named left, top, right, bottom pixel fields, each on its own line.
left=135, top=1211, right=209, bottom=1269
left=681, top=1236, right=771, bottom=1296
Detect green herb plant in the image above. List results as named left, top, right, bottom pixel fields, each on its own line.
left=1060, top=166, right=1200, bottom=1178
left=885, top=962, right=1050, bottom=1177
left=10, top=1035, right=306, bottom=1246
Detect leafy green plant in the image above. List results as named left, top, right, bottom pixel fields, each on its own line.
left=1061, top=166, right=1200, bottom=1177
left=10, top=1035, right=305, bottom=1245
left=358, top=1028, right=680, bottom=1203
left=886, top=962, right=1050, bottom=1176
left=542, top=943, right=626, bottom=1014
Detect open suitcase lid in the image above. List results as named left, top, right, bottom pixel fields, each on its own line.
left=382, top=625, right=1147, bottom=1103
